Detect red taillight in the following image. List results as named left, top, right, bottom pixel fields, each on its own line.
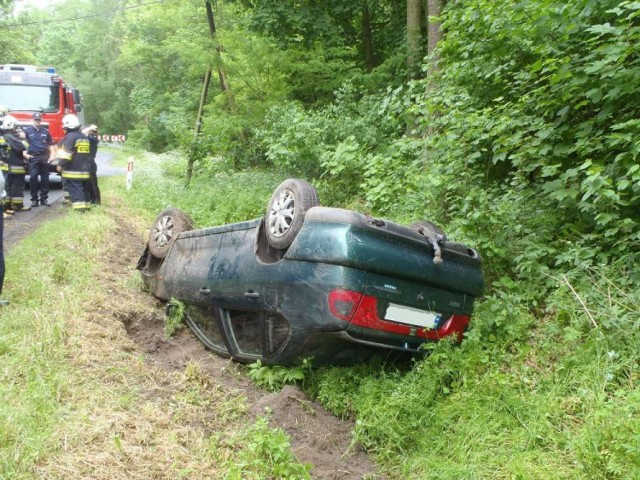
left=328, top=289, right=363, bottom=321
left=329, top=289, right=471, bottom=342
left=349, top=294, right=471, bottom=341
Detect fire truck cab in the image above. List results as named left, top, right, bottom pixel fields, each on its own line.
left=0, top=64, right=84, bottom=143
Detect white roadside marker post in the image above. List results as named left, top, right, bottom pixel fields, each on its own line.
left=126, top=157, right=134, bottom=191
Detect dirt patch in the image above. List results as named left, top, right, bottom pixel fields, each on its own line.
left=109, top=207, right=385, bottom=479
left=3, top=200, right=67, bottom=248
left=9, top=198, right=384, bottom=478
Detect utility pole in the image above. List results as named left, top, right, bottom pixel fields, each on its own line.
left=187, top=1, right=237, bottom=185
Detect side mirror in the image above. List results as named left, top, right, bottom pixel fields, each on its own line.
left=74, top=104, right=82, bottom=112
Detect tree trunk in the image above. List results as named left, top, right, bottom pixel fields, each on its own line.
left=362, top=1, right=375, bottom=72
left=424, top=0, right=445, bottom=138
left=407, top=0, right=422, bottom=70
left=188, top=1, right=238, bottom=185
left=426, top=0, right=443, bottom=77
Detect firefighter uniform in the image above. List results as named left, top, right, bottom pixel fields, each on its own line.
left=83, top=126, right=101, bottom=205
left=56, top=130, right=91, bottom=211
left=1, top=132, right=28, bottom=211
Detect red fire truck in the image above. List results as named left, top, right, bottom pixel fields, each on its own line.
left=0, top=64, right=84, bottom=142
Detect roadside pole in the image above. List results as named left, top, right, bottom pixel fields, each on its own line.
left=126, top=157, right=134, bottom=191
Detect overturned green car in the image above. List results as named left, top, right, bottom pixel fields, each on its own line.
left=137, top=179, right=484, bottom=365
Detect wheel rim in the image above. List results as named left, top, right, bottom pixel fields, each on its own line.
left=268, top=189, right=295, bottom=238
left=152, top=215, right=175, bottom=248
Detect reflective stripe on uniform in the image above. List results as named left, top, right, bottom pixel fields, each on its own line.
left=61, top=171, right=90, bottom=179
left=8, top=165, right=26, bottom=174
left=72, top=201, right=91, bottom=210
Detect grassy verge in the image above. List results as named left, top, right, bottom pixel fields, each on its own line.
left=105, top=151, right=640, bottom=478
left=9, top=149, right=635, bottom=479
left=0, top=165, right=310, bottom=478
left=105, top=148, right=286, bottom=228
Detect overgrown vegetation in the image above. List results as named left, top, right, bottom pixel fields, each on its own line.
left=247, top=358, right=313, bottom=392
left=3, top=0, right=639, bottom=478
left=120, top=149, right=639, bottom=478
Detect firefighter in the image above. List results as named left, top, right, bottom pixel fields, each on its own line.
left=1, top=115, right=30, bottom=212
left=81, top=124, right=101, bottom=205
left=55, top=114, right=91, bottom=211
left=24, top=112, right=54, bottom=207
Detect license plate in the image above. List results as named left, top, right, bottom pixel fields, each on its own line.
left=384, top=303, right=440, bottom=329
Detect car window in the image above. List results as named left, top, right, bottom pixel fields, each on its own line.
left=221, top=310, right=291, bottom=359
left=264, top=312, right=290, bottom=356
left=185, top=305, right=228, bottom=355
left=225, top=309, right=262, bottom=356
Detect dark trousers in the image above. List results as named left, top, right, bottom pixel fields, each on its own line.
left=6, top=172, right=25, bottom=209
left=65, top=178, right=91, bottom=211
left=0, top=199, right=4, bottom=295
left=29, top=154, right=50, bottom=203
left=84, top=160, right=101, bottom=204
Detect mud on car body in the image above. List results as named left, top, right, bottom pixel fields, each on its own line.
left=137, top=179, right=484, bottom=366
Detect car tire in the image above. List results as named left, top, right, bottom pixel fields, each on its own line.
left=410, top=220, right=447, bottom=240
left=148, top=208, right=194, bottom=259
left=266, top=179, right=319, bottom=250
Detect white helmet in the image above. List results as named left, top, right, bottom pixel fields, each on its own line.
left=0, top=105, right=9, bottom=116
left=62, top=114, right=81, bottom=130
left=1, top=115, right=17, bottom=130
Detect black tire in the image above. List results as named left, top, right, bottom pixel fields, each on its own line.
left=410, top=220, right=447, bottom=240
left=148, top=208, right=194, bottom=259
left=266, top=179, right=319, bottom=250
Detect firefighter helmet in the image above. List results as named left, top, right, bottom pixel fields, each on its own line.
left=62, top=114, right=81, bottom=130
left=1, top=115, right=17, bottom=131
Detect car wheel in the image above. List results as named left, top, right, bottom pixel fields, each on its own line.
left=266, top=179, right=319, bottom=250
left=410, top=220, right=447, bottom=240
left=148, top=208, right=194, bottom=259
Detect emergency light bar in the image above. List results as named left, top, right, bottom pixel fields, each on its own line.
left=0, top=65, right=57, bottom=74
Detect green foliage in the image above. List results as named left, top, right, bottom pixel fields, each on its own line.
left=119, top=151, right=283, bottom=227
left=220, top=417, right=312, bottom=479
left=256, top=81, right=409, bottom=206
left=164, top=299, right=186, bottom=337
left=9, top=0, right=640, bottom=477
left=306, top=263, right=640, bottom=478
left=247, top=358, right=313, bottom=392
left=406, top=0, right=640, bottom=267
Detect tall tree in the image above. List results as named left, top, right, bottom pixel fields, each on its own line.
left=406, top=0, right=422, bottom=69
left=361, top=1, right=375, bottom=72
left=426, top=0, right=444, bottom=77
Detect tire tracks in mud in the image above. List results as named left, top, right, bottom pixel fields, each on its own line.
left=106, top=204, right=386, bottom=480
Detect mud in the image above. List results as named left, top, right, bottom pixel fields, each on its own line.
left=8, top=197, right=384, bottom=479
left=110, top=208, right=385, bottom=479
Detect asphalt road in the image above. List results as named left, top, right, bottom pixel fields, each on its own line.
left=4, top=150, right=124, bottom=247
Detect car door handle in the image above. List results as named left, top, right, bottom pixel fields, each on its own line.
left=244, top=291, right=260, bottom=299
left=199, top=287, right=211, bottom=295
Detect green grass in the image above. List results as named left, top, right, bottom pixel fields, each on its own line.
left=96, top=150, right=640, bottom=479
left=305, top=271, right=640, bottom=479
left=0, top=174, right=312, bottom=478
left=104, top=149, right=286, bottom=229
